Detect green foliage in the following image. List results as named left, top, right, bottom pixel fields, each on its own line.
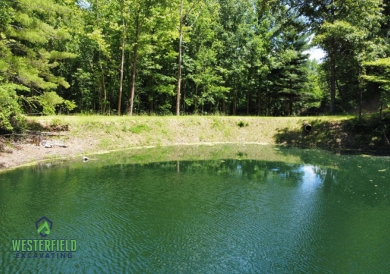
left=363, top=58, right=390, bottom=107
left=2, top=0, right=390, bottom=124
left=302, top=0, right=384, bottom=113
left=0, top=83, right=26, bottom=132
left=0, top=0, right=77, bottom=129
left=38, top=92, right=64, bottom=115
left=1, top=0, right=75, bottom=90
left=63, top=100, right=77, bottom=112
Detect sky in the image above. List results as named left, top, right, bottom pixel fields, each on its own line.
left=304, top=47, right=327, bottom=62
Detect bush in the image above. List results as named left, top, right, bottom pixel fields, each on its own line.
left=237, top=121, right=249, bottom=128
left=38, top=91, right=64, bottom=115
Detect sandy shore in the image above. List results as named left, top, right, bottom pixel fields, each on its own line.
left=0, top=136, right=92, bottom=171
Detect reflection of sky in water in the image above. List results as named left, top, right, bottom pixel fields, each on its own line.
left=235, top=164, right=243, bottom=177
left=299, top=165, right=324, bottom=193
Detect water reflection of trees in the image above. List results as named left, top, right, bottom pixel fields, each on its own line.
left=149, top=155, right=390, bottom=207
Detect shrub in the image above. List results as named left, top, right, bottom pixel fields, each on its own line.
left=237, top=121, right=249, bottom=128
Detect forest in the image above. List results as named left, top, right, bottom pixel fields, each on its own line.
left=1, top=0, right=390, bottom=132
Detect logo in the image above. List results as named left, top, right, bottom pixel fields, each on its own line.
left=35, top=216, right=53, bottom=237
left=11, top=216, right=77, bottom=259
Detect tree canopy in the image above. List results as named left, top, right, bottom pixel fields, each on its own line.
left=1, top=0, right=389, bottom=131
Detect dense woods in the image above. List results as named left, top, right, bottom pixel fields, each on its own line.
left=0, top=0, right=389, bottom=131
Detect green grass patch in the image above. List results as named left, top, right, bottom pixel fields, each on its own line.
left=129, top=124, right=150, bottom=134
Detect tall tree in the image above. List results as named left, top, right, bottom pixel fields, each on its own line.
left=175, top=0, right=203, bottom=116
left=300, top=0, right=384, bottom=113
left=0, top=0, right=76, bottom=118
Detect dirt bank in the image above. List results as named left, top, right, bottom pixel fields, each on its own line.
left=0, top=115, right=355, bottom=171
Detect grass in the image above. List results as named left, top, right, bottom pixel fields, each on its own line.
left=129, top=124, right=150, bottom=134
left=26, top=115, right=354, bottom=153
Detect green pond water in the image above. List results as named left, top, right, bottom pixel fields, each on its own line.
left=1, top=145, right=390, bottom=273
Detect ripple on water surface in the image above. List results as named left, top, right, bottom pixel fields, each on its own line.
left=1, top=154, right=390, bottom=273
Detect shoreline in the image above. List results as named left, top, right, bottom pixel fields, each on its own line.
left=1, top=115, right=386, bottom=172
left=0, top=141, right=273, bottom=173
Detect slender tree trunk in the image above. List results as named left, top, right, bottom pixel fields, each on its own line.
left=258, top=85, right=261, bottom=116
left=246, top=89, right=250, bottom=115
left=194, top=83, right=198, bottom=113
left=246, top=71, right=251, bottom=115
left=328, top=5, right=336, bottom=114
left=129, top=13, right=140, bottom=116
left=289, top=80, right=293, bottom=116
left=99, top=61, right=107, bottom=114
left=358, top=66, right=365, bottom=120
left=97, top=46, right=106, bottom=114
left=150, top=75, right=154, bottom=113
left=118, top=20, right=126, bottom=115
left=183, top=81, right=186, bottom=113
left=327, top=0, right=336, bottom=115
left=150, top=90, right=154, bottom=113
left=222, top=98, right=225, bottom=115
left=96, top=0, right=107, bottom=114
left=176, top=0, right=184, bottom=116
left=330, top=51, right=336, bottom=114
left=335, top=79, right=345, bottom=105
left=383, top=132, right=390, bottom=145
left=233, top=91, right=237, bottom=115
left=97, top=75, right=101, bottom=113
left=359, top=81, right=363, bottom=120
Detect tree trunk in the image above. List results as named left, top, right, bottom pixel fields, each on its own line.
left=96, top=0, right=106, bottom=114
left=129, top=13, right=140, bottom=116
left=335, top=79, right=345, bottom=105
left=150, top=75, right=154, bottom=113
left=358, top=67, right=364, bottom=120
left=118, top=19, right=126, bottom=115
left=330, top=50, right=336, bottom=114
left=176, top=0, right=184, bottom=116
left=233, top=91, right=237, bottom=115
left=246, top=89, right=250, bottom=115
left=194, top=83, right=198, bottom=113
left=383, top=132, right=390, bottom=145
left=183, top=81, right=186, bottom=113
left=257, top=81, right=262, bottom=116
left=100, top=62, right=107, bottom=114
left=329, top=5, right=336, bottom=114
left=289, top=79, right=293, bottom=116
left=246, top=71, right=251, bottom=115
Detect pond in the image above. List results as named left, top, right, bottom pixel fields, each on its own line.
left=1, top=144, right=390, bottom=273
